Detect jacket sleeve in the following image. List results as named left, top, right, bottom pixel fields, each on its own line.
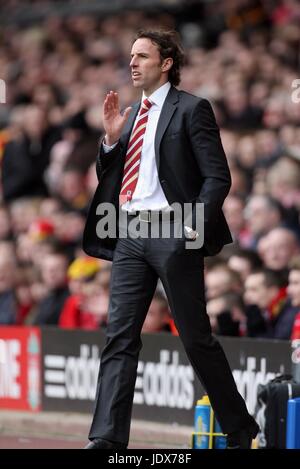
left=96, top=139, right=123, bottom=181
left=188, top=98, right=231, bottom=230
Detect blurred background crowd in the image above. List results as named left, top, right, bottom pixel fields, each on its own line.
left=0, top=0, right=300, bottom=340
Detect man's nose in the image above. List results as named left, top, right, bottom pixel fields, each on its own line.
left=130, top=56, right=137, bottom=67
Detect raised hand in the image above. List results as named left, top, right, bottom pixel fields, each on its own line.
left=103, top=91, right=132, bottom=146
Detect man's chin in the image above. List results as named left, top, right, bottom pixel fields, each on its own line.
left=132, top=82, right=143, bottom=89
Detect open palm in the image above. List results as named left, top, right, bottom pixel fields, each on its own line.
left=103, top=91, right=132, bottom=145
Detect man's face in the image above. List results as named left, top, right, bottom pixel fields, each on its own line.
left=244, top=198, right=269, bottom=235
left=223, top=196, right=244, bottom=234
left=0, top=260, right=15, bottom=293
left=130, top=38, right=171, bottom=95
left=205, top=269, right=232, bottom=300
left=262, top=231, right=297, bottom=271
left=207, top=297, right=226, bottom=333
left=41, top=255, right=68, bottom=290
left=244, top=273, right=268, bottom=309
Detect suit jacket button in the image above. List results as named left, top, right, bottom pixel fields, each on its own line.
left=161, top=180, right=166, bottom=184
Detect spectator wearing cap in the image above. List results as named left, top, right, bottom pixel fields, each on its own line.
left=59, top=257, right=103, bottom=330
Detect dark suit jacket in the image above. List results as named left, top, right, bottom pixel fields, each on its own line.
left=83, top=86, right=232, bottom=261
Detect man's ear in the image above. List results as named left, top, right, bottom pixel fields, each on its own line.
left=161, top=57, right=173, bottom=72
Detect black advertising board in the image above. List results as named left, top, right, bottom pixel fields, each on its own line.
left=41, top=328, right=292, bottom=425
left=41, top=328, right=105, bottom=413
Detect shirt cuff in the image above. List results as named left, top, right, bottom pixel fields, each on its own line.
left=184, top=225, right=199, bottom=240
left=102, top=141, right=118, bottom=153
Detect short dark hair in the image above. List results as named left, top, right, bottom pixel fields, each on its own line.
left=232, top=249, right=263, bottom=271
left=221, top=291, right=245, bottom=312
left=134, top=29, right=185, bottom=86
left=252, top=268, right=287, bottom=289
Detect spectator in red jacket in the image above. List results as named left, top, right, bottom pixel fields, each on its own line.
left=59, top=256, right=103, bottom=330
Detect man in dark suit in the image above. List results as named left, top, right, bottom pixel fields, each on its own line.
left=83, top=29, right=258, bottom=449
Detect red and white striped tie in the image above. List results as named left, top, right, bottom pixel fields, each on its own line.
left=119, top=98, right=152, bottom=205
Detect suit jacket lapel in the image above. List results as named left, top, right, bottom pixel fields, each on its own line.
left=120, top=86, right=179, bottom=168
left=154, top=86, right=179, bottom=169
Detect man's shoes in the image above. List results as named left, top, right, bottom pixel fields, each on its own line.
left=227, top=421, right=260, bottom=449
left=84, top=438, right=127, bottom=449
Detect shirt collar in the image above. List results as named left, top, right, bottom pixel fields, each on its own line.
left=142, top=82, right=171, bottom=109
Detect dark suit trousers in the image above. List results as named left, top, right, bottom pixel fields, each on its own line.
left=88, top=218, right=254, bottom=444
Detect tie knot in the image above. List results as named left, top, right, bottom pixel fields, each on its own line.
left=141, top=98, right=152, bottom=111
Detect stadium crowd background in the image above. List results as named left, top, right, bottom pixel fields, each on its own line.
left=0, top=0, right=300, bottom=340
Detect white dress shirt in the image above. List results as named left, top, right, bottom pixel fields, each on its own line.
left=102, top=82, right=198, bottom=239
left=103, top=81, right=171, bottom=212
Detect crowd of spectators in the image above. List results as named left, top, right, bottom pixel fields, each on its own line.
left=0, top=0, right=300, bottom=339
